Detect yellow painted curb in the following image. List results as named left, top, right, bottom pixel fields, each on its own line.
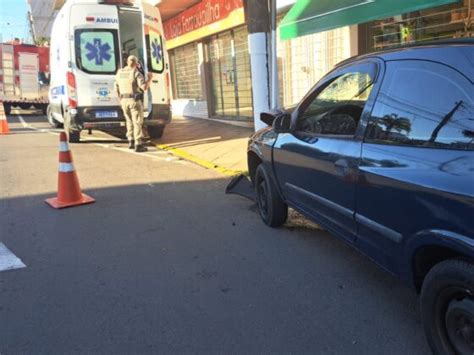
left=156, top=143, right=248, bottom=177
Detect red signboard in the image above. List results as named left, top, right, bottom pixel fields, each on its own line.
left=164, top=0, right=244, bottom=41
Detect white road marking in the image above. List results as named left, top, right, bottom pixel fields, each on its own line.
left=17, top=114, right=28, bottom=127
left=0, top=243, right=26, bottom=272
left=16, top=115, right=190, bottom=166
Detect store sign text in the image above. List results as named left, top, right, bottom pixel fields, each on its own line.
left=164, top=0, right=243, bottom=40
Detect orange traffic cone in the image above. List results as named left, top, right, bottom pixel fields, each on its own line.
left=0, top=102, right=10, bottom=135
left=45, top=132, right=95, bottom=209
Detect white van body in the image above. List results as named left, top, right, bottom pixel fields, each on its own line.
left=48, top=0, right=171, bottom=141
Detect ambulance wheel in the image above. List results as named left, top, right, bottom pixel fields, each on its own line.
left=148, top=125, right=165, bottom=139
left=47, top=105, right=62, bottom=128
left=3, top=104, right=11, bottom=115
left=68, top=130, right=80, bottom=143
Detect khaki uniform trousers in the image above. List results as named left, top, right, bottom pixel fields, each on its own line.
left=121, top=98, right=144, bottom=144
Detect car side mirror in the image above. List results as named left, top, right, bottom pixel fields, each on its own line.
left=273, top=113, right=292, bottom=133
left=260, top=111, right=277, bottom=126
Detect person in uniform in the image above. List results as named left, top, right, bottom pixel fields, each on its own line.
left=114, top=55, right=153, bottom=152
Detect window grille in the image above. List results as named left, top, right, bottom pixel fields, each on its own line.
left=170, top=42, right=202, bottom=99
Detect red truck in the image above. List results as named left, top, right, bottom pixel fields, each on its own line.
left=0, top=42, right=50, bottom=115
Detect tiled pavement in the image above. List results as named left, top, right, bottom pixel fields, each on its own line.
left=154, top=116, right=254, bottom=174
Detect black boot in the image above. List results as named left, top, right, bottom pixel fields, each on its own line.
left=135, top=144, right=148, bottom=153
left=128, top=140, right=135, bottom=149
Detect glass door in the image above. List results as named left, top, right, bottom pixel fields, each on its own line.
left=233, top=27, right=253, bottom=118
left=207, top=27, right=253, bottom=120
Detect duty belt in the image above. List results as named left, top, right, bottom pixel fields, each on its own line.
left=120, top=94, right=134, bottom=99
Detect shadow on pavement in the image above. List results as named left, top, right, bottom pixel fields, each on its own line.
left=0, top=178, right=429, bottom=354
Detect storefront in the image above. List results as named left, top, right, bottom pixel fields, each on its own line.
left=280, top=0, right=472, bottom=53
left=164, top=0, right=253, bottom=122
left=164, top=0, right=356, bottom=120
left=365, top=0, right=472, bottom=51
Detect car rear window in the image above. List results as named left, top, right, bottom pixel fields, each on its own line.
left=75, top=29, right=119, bottom=75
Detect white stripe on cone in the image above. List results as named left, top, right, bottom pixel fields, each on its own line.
left=59, top=162, right=75, bottom=173
left=59, top=142, right=69, bottom=152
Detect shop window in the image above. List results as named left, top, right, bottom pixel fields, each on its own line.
left=366, top=61, right=474, bottom=151
left=368, top=1, right=472, bottom=51
left=276, top=18, right=352, bottom=107
left=170, top=43, right=202, bottom=100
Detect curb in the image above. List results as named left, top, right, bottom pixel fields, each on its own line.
left=156, top=143, right=248, bottom=177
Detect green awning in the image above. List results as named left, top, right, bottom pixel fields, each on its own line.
left=280, top=0, right=461, bottom=40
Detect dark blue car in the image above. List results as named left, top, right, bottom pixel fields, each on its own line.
left=247, top=40, right=474, bottom=355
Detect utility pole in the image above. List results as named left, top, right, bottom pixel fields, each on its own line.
left=244, top=0, right=271, bottom=131
left=270, top=0, right=279, bottom=110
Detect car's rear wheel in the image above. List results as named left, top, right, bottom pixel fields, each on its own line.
left=421, top=259, right=474, bottom=355
left=255, top=164, right=288, bottom=227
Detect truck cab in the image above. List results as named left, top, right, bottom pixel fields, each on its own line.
left=48, top=0, right=171, bottom=142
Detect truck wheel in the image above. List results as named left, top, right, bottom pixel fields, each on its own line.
left=147, top=125, right=165, bottom=139
left=68, top=130, right=80, bottom=143
left=421, top=259, right=474, bottom=355
left=255, top=164, right=288, bottom=227
left=3, top=104, right=11, bottom=115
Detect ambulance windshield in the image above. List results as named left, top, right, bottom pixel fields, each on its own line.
left=75, top=29, right=119, bottom=75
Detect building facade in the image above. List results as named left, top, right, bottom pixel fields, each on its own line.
left=163, top=0, right=472, bottom=124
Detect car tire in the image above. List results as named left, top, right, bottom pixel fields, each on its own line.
left=255, top=164, right=288, bottom=227
left=147, top=125, right=165, bottom=139
left=421, top=259, right=474, bottom=355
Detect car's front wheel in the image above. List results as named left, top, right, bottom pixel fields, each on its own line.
left=255, top=164, right=288, bottom=227
left=421, top=259, right=474, bottom=355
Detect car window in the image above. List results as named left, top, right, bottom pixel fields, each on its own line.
left=365, top=60, right=474, bottom=151
left=75, top=29, right=119, bottom=75
left=297, top=66, right=375, bottom=136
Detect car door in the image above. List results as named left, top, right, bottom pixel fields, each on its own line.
left=356, top=59, right=474, bottom=273
left=272, top=60, right=381, bottom=242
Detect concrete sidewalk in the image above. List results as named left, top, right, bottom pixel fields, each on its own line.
left=153, top=116, right=253, bottom=175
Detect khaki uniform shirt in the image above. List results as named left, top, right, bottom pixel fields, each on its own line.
left=115, top=66, right=146, bottom=97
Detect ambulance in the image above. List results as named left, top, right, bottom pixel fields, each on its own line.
left=48, top=0, right=171, bottom=142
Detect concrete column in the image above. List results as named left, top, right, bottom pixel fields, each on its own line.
left=349, top=25, right=359, bottom=57
left=244, top=0, right=271, bottom=131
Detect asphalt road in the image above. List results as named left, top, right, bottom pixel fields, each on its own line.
left=0, top=113, right=430, bottom=354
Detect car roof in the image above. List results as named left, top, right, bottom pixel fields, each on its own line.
left=339, top=39, right=474, bottom=81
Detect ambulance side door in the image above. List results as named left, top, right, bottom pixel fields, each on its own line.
left=141, top=1, right=169, bottom=115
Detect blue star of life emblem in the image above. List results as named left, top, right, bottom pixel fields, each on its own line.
left=85, top=38, right=112, bottom=65
left=151, top=39, right=162, bottom=64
